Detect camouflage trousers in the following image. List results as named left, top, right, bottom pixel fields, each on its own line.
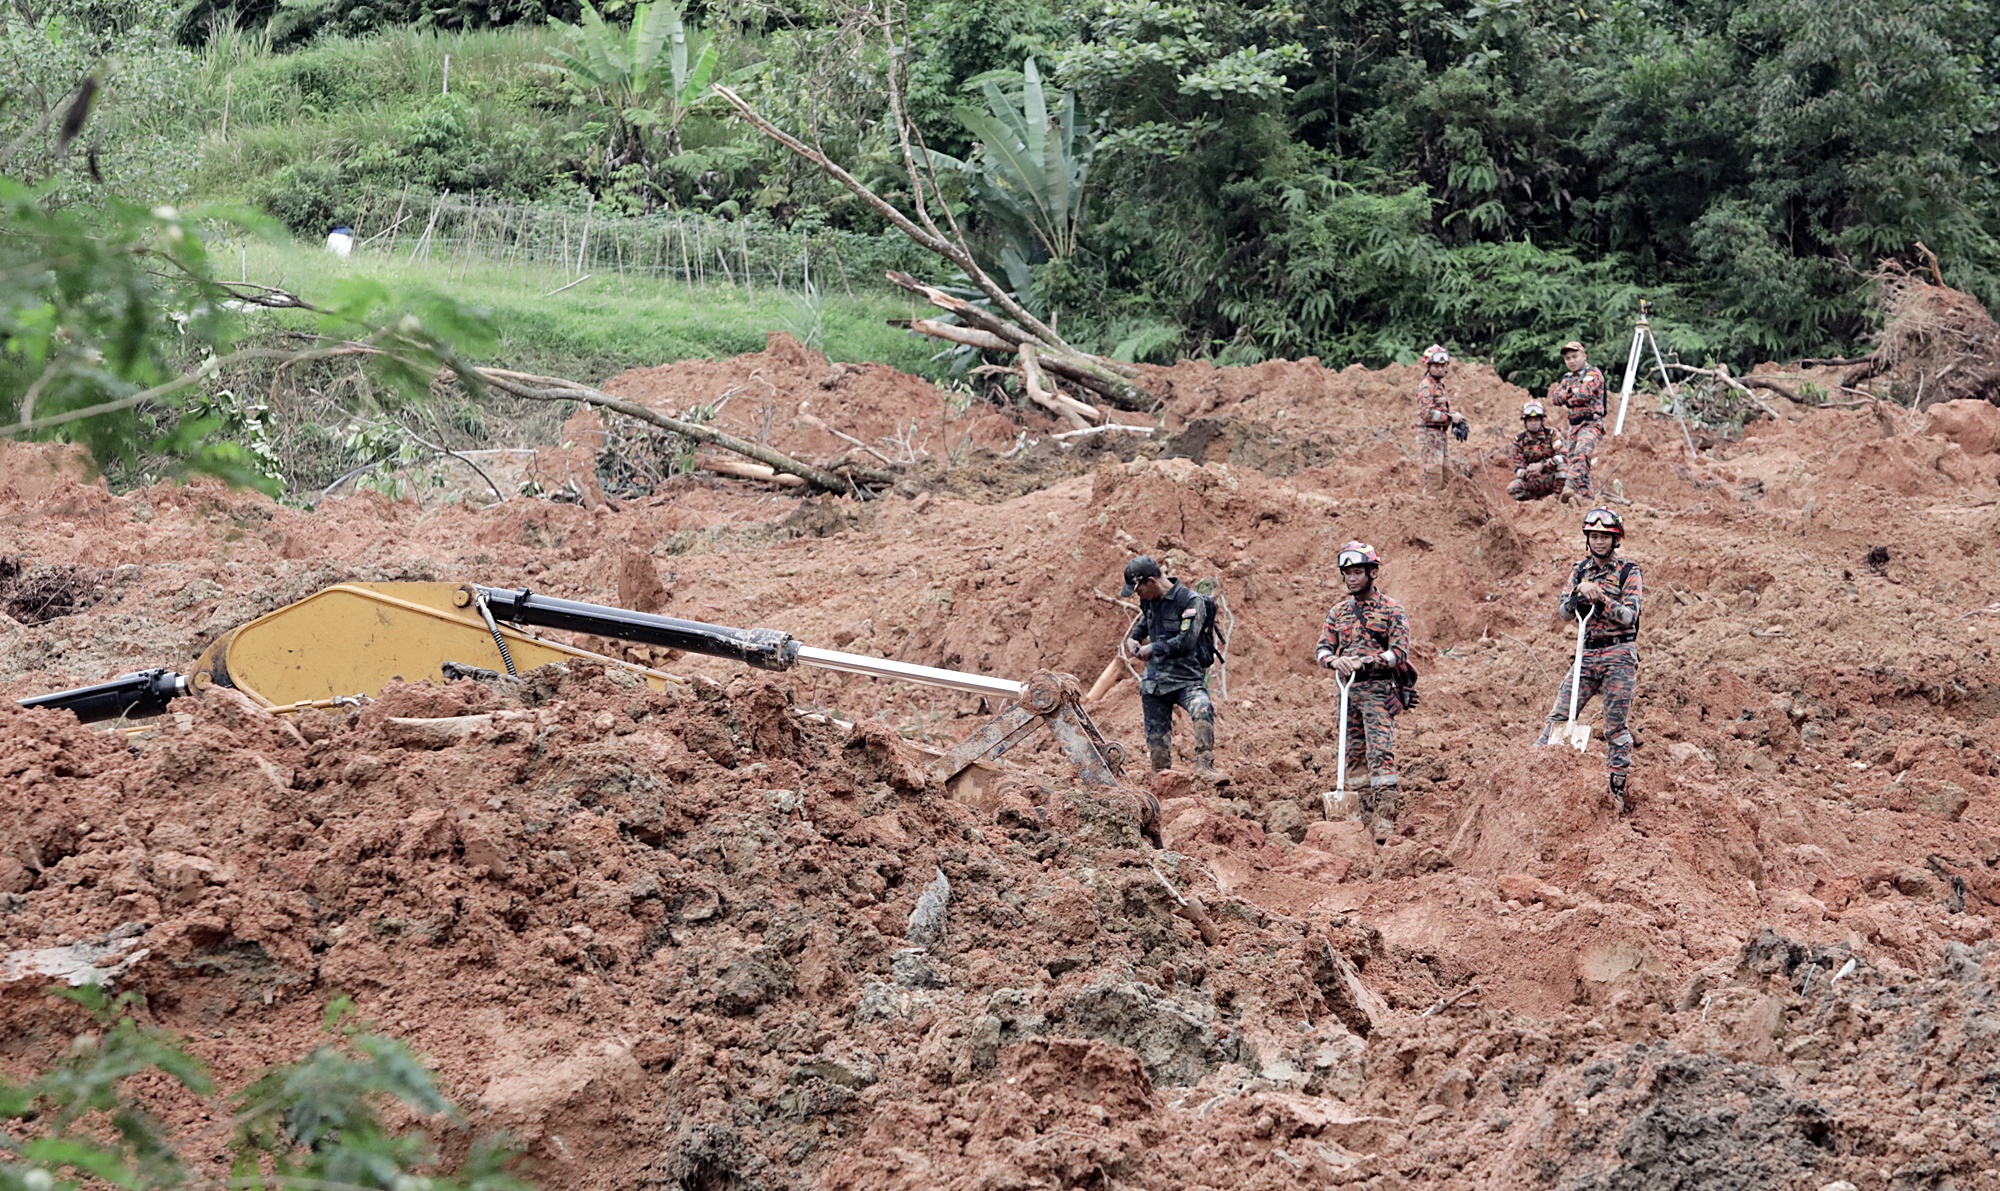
left=1536, top=641, right=1638, bottom=774
left=1337, top=678, right=1399, bottom=812
left=1507, top=470, right=1564, bottom=501
left=1141, top=682, right=1215, bottom=770
left=1565, top=423, right=1604, bottom=498
left=1415, top=426, right=1447, bottom=482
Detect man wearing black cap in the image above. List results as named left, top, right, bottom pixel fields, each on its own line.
left=1120, top=556, right=1217, bottom=774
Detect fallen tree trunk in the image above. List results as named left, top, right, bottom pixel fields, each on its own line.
left=473, top=367, right=896, bottom=495
left=1740, top=375, right=1806, bottom=404
left=1019, top=344, right=1101, bottom=430
left=910, top=319, right=1014, bottom=352
left=714, top=85, right=1067, bottom=353
left=887, top=271, right=1155, bottom=412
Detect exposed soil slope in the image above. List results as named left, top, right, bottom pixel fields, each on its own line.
left=5, top=344, right=2000, bottom=1191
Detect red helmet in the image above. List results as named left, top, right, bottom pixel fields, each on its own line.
left=1336, top=541, right=1381, bottom=569
left=1582, top=507, right=1625, bottom=538
left=1422, top=344, right=1451, bottom=364
left=1521, top=400, right=1546, bottom=419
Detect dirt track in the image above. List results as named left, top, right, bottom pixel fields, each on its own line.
left=5, top=336, right=2000, bottom=1189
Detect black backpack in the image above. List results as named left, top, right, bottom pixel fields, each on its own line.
left=1194, top=593, right=1226, bottom=668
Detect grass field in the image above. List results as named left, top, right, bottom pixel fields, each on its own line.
left=232, top=236, right=944, bottom=383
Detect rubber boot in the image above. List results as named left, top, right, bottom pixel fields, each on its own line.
left=1368, top=778, right=1400, bottom=843
left=1192, top=720, right=1221, bottom=780
left=1147, top=737, right=1173, bottom=772
left=1610, top=772, right=1629, bottom=814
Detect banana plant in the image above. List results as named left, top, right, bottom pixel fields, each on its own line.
left=544, top=0, right=719, bottom=164
left=948, top=58, right=1093, bottom=273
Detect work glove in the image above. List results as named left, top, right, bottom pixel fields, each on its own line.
left=1515, top=468, right=1526, bottom=478
left=1451, top=419, right=1469, bottom=442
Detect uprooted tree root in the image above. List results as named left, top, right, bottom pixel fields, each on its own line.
left=1871, top=258, right=2000, bottom=408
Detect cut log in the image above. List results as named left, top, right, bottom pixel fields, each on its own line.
left=910, top=319, right=1014, bottom=352
left=1020, top=344, right=1098, bottom=430
left=700, top=455, right=808, bottom=487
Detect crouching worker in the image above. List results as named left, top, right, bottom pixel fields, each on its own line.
left=1508, top=401, right=1568, bottom=502
left=1120, top=556, right=1217, bottom=774
left=1314, top=542, right=1410, bottom=842
left=1535, top=508, right=1642, bottom=812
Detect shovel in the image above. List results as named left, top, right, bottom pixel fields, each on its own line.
left=1323, top=670, right=1355, bottom=820
left=1563, top=608, right=1595, bottom=751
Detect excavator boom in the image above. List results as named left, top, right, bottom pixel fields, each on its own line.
left=18, top=581, right=1143, bottom=837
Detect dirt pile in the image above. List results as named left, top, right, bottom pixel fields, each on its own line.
left=1873, top=262, right=2000, bottom=409
left=5, top=341, right=2000, bottom=1190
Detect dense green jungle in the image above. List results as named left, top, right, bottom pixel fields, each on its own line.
left=3, top=0, right=1998, bottom=486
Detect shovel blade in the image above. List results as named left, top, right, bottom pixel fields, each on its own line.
left=1566, top=722, right=1593, bottom=752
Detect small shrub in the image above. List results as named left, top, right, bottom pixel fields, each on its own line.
left=255, top=159, right=355, bottom=234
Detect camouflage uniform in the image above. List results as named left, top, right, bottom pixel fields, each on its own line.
left=1507, top=425, right=1567, bottom=501
left=1128, top=580, right=1215, bottom=770
left=1536, top=553, right=1643, bottom=777
left=1315, top=589, right=1410, bottom=822
left=1415, top=375, right=1453, bottom=480
left=1547, top=365, right=1608, bottom=498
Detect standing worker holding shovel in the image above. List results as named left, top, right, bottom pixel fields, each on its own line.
left=1314, top=542, right=1411, bottom=842
left=1535, top=508, right=1644, bottom=811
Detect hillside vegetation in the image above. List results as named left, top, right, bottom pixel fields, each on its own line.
left=12, top=0, right=2000, bottom=383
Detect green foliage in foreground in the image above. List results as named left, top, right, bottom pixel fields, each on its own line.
left=0, top=988, right=529, bottom=1191
left=0, top=172, right=494, bottom=494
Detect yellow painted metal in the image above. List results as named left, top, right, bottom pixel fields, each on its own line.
left=190, top=582, right=676, bottom=707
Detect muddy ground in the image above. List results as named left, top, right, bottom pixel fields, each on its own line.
left=5, top=335, right=2000, bottom=1190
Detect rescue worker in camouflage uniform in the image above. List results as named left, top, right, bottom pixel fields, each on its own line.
left=1535, top=508, right=1643, bottom=812
left=1507, top=401, right=1568, bottom=502
left=1546, top=341, right=1608, bottom=502
left=1121, top=556, right=1217, bottom=774
left=1414, top=344, right=1470, bottom=491
left=1314, top=542, right=1410, bottom=842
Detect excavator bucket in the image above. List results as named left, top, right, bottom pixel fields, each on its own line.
left=189, top=582, right=675, bottom=709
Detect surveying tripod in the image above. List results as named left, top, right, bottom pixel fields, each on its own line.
left=1611, top=300, right=1682, bottom=436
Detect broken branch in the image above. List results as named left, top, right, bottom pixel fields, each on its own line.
left=1020, top=343, right=1098, bottom=430
left=909, top=318, right=1015, bottom=353
left=473, top=367, right=870, bottom=495
left=714, top=85, right=1068, bottom=352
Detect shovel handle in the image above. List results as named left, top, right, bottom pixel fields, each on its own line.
left=1328, top=671, right=1355, bottom=820
left=1567, top=608, right=1594, bottom=727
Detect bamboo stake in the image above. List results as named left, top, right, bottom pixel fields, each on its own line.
left=576, top=194, right=595, bottom=275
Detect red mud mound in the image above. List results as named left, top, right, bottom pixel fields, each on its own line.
left=6, top=343, right=2000, bottom=1190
